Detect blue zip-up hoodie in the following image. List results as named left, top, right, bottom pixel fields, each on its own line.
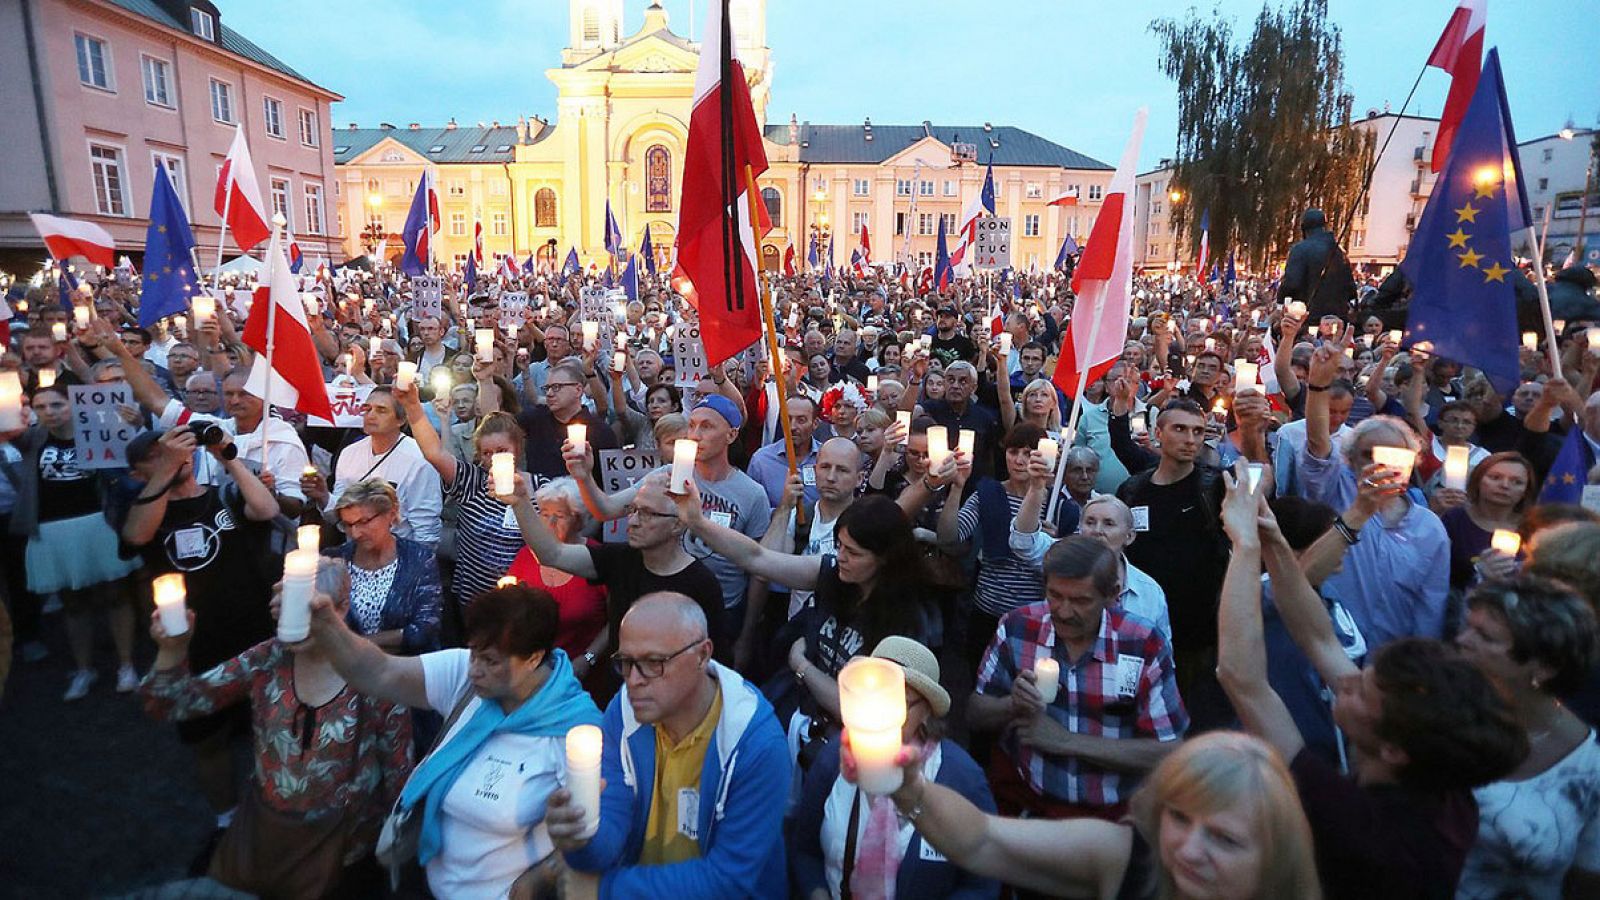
left=565, top=661, right=791, bottom=898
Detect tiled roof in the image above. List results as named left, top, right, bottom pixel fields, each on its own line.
left=764, top=122, right=1112, bottom=170
left=104, top=0, right=334, bottom=94
left=331, top=126, right=539, bottom=165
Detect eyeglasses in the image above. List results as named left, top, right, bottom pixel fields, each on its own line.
left=543, top=382, right=581, bottom=394
left=624, top=504, right=675, bottom=521
left=611, top=637, right=705, bottom=680
left=338, top=510, right=387, bottom=533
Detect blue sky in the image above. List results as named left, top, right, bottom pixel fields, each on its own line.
left=229, top=0, right=1598, bottom=169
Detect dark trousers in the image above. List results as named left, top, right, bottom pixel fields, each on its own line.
left=0, top=514, right=39, bottom=645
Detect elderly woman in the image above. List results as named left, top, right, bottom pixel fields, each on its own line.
left=141, top=563, right=412, bottom=898
left=1429, top=451, right=1537, bottom=591
left=791, top=637, right=997, bottom=899
left=505, top=477, right=608, bottom=681
left=324, top=478, right=441, bottom=654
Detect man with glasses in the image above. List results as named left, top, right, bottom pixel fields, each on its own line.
left=304, top=386, right=442, bottom=546
left=545, top=592, right=789, bottom=898
left=520, top=322, right=575, bottom=405
left=508, top=358, right=618, bottom=489
left=181, top=373, right=224, bottom=416
left=899, top=359, right=1001, bottom=480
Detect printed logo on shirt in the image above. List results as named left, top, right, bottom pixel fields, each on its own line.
left=677, top=788, right=700, bottom=840
left=475, top=754, right=513, bottom=802
left=684, top=486, right=743, bottom=559
left=38, top=444, right=86, bottom=482
left=919, top=838, right=948, bottom=863
left=162, top=506, right=238, bottom=572
left=1114, top=655, right=1145, bottom=699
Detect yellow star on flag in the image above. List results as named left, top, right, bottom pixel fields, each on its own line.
left=157, top=225, right=167, bottom=234
left=1565, top=473, right=1578, bottom=485
left=1446, top=228, right=1470, bottom=248
left=1482, top=261, right=1509, bottom=283
left=1455, top=202, right=1480, bottom=223
left=1458, top=248, right=1483, bottom=269
left=1473, top=180, right=1497, bottom=199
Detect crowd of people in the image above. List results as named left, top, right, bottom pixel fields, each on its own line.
left=2, top=230, right=1600, bottom=899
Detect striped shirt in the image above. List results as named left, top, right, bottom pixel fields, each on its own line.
left=442, top=460, right=525, bottom=605
left=956, top=487, right=1045, bottom=617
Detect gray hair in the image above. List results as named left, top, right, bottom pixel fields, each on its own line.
left=1342, top=413, right=1420, bottom=470
left=534, top=476, right=594, bottom=533
left=945, top=361, right=978, bottom=381
left=333, top=477, right=398, bottom=515
left=1064, top=446, right=1101, bottom=469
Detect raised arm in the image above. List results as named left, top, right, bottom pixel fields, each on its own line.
left=1260, top=496, right=1362, bottom=689
left=301, top=594, right=430, bottom=710
left=92, top=318, right=172, bottom=416
left=1274, top=311, right=1305, bottom=402
left=672, top=479, right=821, bottom=589
left=396, top=379, right=460, bottom=485
left=501, top=474, right=599, bottom=580
left=1303, top=335, right=1345, bottom=461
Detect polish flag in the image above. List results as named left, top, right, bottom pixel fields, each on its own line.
left=1427, top=0, right=1486, bottom=173
left=213, top=124, right=271, bottom=252
left=241, top=224, right=333, bottom=422
left=860, top=225, right=872, bottom=266
left=28, top=213, right=116, bottom=268
left=1047, top=186, right=1080, bottom=207
left=675, top=0, right=769, bottom=366
left=783, top=243, right=796, bottom=277
left=473, top=220, right=484, bottom=263
left=1054, top=109, right=1147, bottom=398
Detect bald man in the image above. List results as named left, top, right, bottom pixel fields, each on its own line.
left=547, top=592, right=790, bottom=897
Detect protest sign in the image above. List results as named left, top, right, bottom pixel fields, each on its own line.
left=671, top=322, right=710, bottom=387
left=498, top=291, right=529, bottom=334
left=70, top=382, right=137, bottom=468
left=578, top=287, right=619, bottom=350
left=409, top=275, right=443, bottom=320
left=304, top=383, right=376, bottom=428
left=599, top=448, right=659, bottom=543
left=973, top=217, right=1012, bottom=270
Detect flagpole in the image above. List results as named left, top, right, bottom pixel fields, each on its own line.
left=1047, top=281, right=1112, bottom=526
left=747, top=167, right=804, bottom=525
left=213, top=173, right=234, bottom=287
left=262, top=214, right=285, bottom=452
left=1528, top=205, right=1562, bottom=376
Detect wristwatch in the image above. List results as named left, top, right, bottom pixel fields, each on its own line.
left=581, top=652, right=598, bottom=668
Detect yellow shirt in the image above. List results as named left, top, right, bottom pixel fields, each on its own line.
left=639, top=685, right=723, bottom=866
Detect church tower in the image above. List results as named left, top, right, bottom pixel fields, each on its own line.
left=568, top=0, right=624, bottom=52
left=729, top=0, right=765, bottom=59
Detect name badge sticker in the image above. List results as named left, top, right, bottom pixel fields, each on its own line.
left=1130, top=506, right=1151, bottom=533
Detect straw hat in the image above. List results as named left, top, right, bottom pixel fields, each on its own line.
left=871, top=636, right=950, bottom=717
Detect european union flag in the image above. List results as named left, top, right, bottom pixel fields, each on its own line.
left=559, top=247, right=581, bottom=286
left=807, top=234, right=820, bottom=271
left=933, top=216, right=953, bottom=290
left=1224, top=252, right=1237, bottom=292
left=464, top=251, right=478, bottom=293
left=621, top=253, right=639, bottom=303
left=139, top=164, right=199, bottom=327
left=640, top=223, right=656, bottom=275
left=1054, top=232, right=1077, bottom=271
left=1538, top=423, right=1593, bottom=504
left=604, top=200, right=623, bottom=259
left=1399, top=49, right=1530, bottom=394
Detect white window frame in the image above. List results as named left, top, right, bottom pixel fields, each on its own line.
left=141, top=54, right=173, bottom=108
left=488, top=181, right=508, bottom=197
left=191, top=8, right=216, bottom=40
left=262, top=96, right=285, bottom=140
left=943, top=180, right=957, bottom=197
left=75, top=32, right=113, bottom=91
left=1025, top=183, right=1043, bottom=200
left=269, top=176, right=292, bottom=230
left=298, top=108, right=320, bottom=147
left=447, top=179, right=466, bottom=197
left=896, top=179, right=912, bottom=197
left=852, top=211, right=870, bottom=233
left=853, top=179, right=870, bottom=197
left=918, top=180, right=934, bottom=196
left=209, top=78, right=234, bottom=124
left=89, top=141, right=130, bottom=217
left=491, top=212, right=508, bottom=236
left=303, top=183, right=325, bottom=235
left=1024, top=214, right=1040, bottom=237
left=151, top=151, right=189, bottom=212
left=449, top=212, right=467, bottom=236
left=917, top=212, right=934, bottom=236
left=939, top=212, right=957, bottom=233
left=1088, top=184, right=1103, bottom=201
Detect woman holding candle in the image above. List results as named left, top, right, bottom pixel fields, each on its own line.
left=505, top=477, right=609, bottom=682
left=998, top=377, right=1064, bottom=440
left=324, top=478, right=441, bottom=654
left=1433, top=452, right=1538, bottom=592
left=140, top=564, right=412, bottom=899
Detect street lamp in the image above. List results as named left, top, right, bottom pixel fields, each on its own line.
left=363, top=194, right=385, bottom=257
left=1560, top=121, right=1597, bottom=267
left=810, top=183, right=831, bottom=253
left=1169, top=190, right=1183, bottom=203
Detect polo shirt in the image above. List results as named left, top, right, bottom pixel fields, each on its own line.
left=640, top=687, right=723, bottom=866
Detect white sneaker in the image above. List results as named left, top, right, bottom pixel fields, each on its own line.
left=116, top=664, right=139, bottom=693
left=63, top=669, right=97, bottom=701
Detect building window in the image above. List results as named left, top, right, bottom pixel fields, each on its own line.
left=263, top=97, right=285, bottom=139
left=141, top=56, right=172, bottom=107
left=943, top=180, right=957, bottom=197
left=449, top=212, right=467, bottom=236
left=895, top=212, right=907, bottom=236
left=1088, top=184, right=1103, bottom=201
left=1538, top=177, right=1549, bottom=191
left=152, top=152, right=187, bottom=212
left=1151, top=201, right=1163, bottom=216
left=917, top=251, right=932, bottom=268
left=1024, top=214, right=1040, bottom=237
left=303, top=183, right=324, bottom=234
left=75, top=34, right=112, bottom=90
left=488, top=180, right=507, bottom=197
left=896, top=179, right=912, bottom=197
left=447, top=179, right=466, bottom=197
left=492, top=212, right=508, bottom=236
left=918, top=213, right=934, bottom=236
left=760, top=187, right=782, bottom=224
left=89, top=144, right=128, bottom=216
left=1353, top=229, right=1364, bottom=248
left=645, top=145, right=672, bottom=212
left=853, top=179, right=870, bottom=197
left=269, top=177, right=292, bottom=229
left=534, top=188, right=557, bottom=228
left=1543, top=148, right=1553, bottom=163
left=1150, top=221, right=1161, bottom=236
left=209, top=79, right=234, bottom=123
left=1026, top=183, right=1042, bottom=200
left=852, top=211, right=870, bottom=233
left=919, top=180, right=934, bottom=196
left=298, top=109, right=319, bottom=147
left=940, top=212, right=957, bottom=233
left=191, top=8, right=216, bottom=40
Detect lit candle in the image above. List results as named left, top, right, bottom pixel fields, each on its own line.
left=919, top=335, right=932, bottom=351
left=1204, top=337, right=1216, bottom=352
left=1490, top=529, right=1522, bottom=556
left=839, top=657, right=907, bottom=795
left=36, top=369, right=56, bottom=389
left=895, top=410, right=911, bottom=445
left=926, top=425, right=951, bottom=472
left=302, top=465, right=318, bottom=480
left=73, top=305, right=90, bottom=330
left=51, top=322, right=67, bottom=342
left=1195, top=318, right=1210, bottom=334
left=277, top=549, right=319, bottom=643
left=999, top=332, right=1013, bottom=354
left=1285, top=301, right=1307, bottom=319
left=303, top=295, right=320, bottom=316
left=0, top=372, right=22, bottom=430
left=1522, top=332, right=1538, bottom=351
left=1246, top=462, right=1265, bottom=493
left=567, top=423, right=587, bottom=454
left=497, top=575, right=520, bottom=588
left=1388, top=329, right=1401, bottom=345
left=174, top=314, right=187, bottom=333
left=395, top=360, right=418, bottom=390
left=866, top=375, right=878, bottom=394
left=1370, top=446, right=1415, bottom=484
left=613, top=350, right=627, bottom=373
left=566, top=724, right=603, bottom=838
left=431, top=367, right=453, bottom=397
left=957, top=429, right=975, bottom=457
left=362, top=298, right=375, bottom=316
left=670, top=438, right=697, bottom=493
left=1234, top=361, right=1258, bottom=393
left=1555, top=319, right=1567, bottom=332
left=466, top=317, right=476, bottom=335
left=153, top=573, right=189, bottom=637
left=1442, top=445, right=1471, bottom=491
left=1588, top=330, right=1600, bottom=352
left=368, top=336, right=381, bottom=358
left=1034, top=657, right=1060, bottom=704
left=615, top=332, right=627, bottom=351
left=475, top=328, right=495, bottom=363
left=297, top=525, right=320, bottom=552
left=490, top=452, right=516, bottom=496
left=581, top=321, right=599, bottom=350
left=1038, top=437, right=1059, bottom=470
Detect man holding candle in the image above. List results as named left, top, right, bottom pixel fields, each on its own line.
left=899, top=360, right=1000, bottom=481
left=304, top=386, right=442, bottom=547
left=498, top=358, right=618, bottom=491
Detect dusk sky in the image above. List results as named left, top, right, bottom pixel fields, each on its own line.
left=227, top=0, right=1599, bottom=169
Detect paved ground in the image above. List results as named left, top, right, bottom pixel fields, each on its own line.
left=0, top=608, right=225, bottom=899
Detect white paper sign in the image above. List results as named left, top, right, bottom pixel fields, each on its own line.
left=672, top=323, right=710, bottom=388
left=973, top=216, right=1012, bottom=270
left=1582, top=485, right=1600, bottom=516
left=70, top=382, right=137, bottom=468
left=599, top=448, right=659, bottom=543
left=498, top=291, right=529, bottom=334
left=578, top=287, right=619, bottom=350
left=409, top=275, right=443, bottom=320
left=304, top=383, right=376, bottom=428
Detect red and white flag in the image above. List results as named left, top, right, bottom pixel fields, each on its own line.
left=1047, top=186, right=1080, bottom=207
left=859, top=225, right=872, bottom=266
left=676, top=0, right=769, bottom=366
left=1427, top=0, right=1486, bottom=173
left=241, top=225, right=334, bottom=422
left=783, top=243, right=796, bottom=277
left=1054, top=108, right=1147, bottom=398
left=473, top=220, right=484, bottom=263
left=28, top=213, right=116, bottom=268
left=213, top=124, right=271, bottom=252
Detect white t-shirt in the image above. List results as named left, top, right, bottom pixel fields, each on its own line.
left=419, top=649, right=566, bottom=900
left=327, top=435, right=444, bottom=543
left=156, top=401, right=309, bottom=501
left=785, top=506, right=839, bottom=619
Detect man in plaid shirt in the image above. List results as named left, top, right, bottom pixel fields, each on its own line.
left=970, top=536, right=1187, bottom=819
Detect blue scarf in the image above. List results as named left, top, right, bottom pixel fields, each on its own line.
left=401, top=650, right=601, bottom=865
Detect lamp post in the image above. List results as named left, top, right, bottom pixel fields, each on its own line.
left=363, top=193, right=385, bottom=257
left=810, top=184, right=831, bottom=269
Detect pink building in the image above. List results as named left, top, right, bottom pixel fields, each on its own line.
left=0, top=0, right=344, bottom=271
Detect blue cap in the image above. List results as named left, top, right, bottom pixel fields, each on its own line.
left=692, top=394, right=743, bottom=429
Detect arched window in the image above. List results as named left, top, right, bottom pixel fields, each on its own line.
left=645, top=145, right=672, bottom=212
left=761, top=187, right=782, bottom=224
left=535, top=188, right=557, bottom=228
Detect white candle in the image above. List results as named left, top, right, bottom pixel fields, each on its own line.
left=431, top=368, right=453, bottom=397
left=1388, top=329, right=1401, bottom=345
left=192, top=294, right=216, bottom=326
left=919, top=335, right=932, bottom=350
left=1588, top=330, right=1600, bottom=352
left=1522, top=332, right=1538, bottom=351
left=490, top=452, right=516, bottom=496
left=999, top=332, right=1013, bottom=354
left=957, top=429, right=975, bottom=457
left=1555, top=319, right=1567, bottom=333
left=1246, top=462, right=1265, bottom=493
left=1490, top=529, right=1522, bottom=556
left=866, top=375, right=879, bottom=394
left=174, top=314, right=187, bottom=333
left=153, top=573, right=189, bottom=637
left=51, top=322, right=67, bottom=342
left=1034, top=657, right=1060, bottom=704
left=395, top=360, right=418, bottom=390
left=895, top=410, right=911, bottom=446
left=36, top=369, right=56, bottom=389
left=926, top=425, right=950, bottom=472
left=1234, top=361, right=1258, bottom=393
left=297, top=524, right=320, bottom=552
left=1442, top=445, right=1471, bottom=491
left=368, top=336, right=381, bottom=358
left=475, top=328, right=495, bottom=363
left=567, top=423, right=587, bottom=454
left=497, top=575, right=520, bottom=588
left=1285, top=301, right=1307, bottom=318
left=1370, top=446, right=1415, bottom=484
left=1132, top=412, right=1149, bottom=436
left=582, top=321, right=599, bottom=350
left=566, top=724, right=603, bottom=838
left=0, top=372, right=22, bottom=430
left=612, top=350, right=627, bottom=373
left=363, top=298, right=375, bottom=316
left=1204, top=337, right=1216, bottom=352
left=277, top=549, right=319, bottom=643
left=1038, top=437, right=1059, bottom=470
left=838, top=657, right=907, bottom=795
left=73, top=305, right=90, bottom=330
left=670, top=438, right=697, bottom=493
left=1195, top=317, right=1211, bottom=334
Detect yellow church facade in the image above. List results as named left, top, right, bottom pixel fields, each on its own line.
left=334, top=0, right=1114, bottom=275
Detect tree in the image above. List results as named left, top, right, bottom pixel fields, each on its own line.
left=1151, top=0, right=1373, bottom=271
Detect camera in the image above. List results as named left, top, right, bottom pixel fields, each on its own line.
left=182, top=422, right=237, bottom=460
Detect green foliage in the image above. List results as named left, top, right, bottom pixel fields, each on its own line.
left=1151, top=0, right=1374, bottom=270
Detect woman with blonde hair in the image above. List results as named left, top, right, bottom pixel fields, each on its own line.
left=325, top=478, right=441, bottom=654
left=999, top=376, right=1064, bottom=437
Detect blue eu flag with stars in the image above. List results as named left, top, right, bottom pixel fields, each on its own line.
left=1399, top=49, right=1531, bottom=395
left=139, top=165, right=199, bottom=327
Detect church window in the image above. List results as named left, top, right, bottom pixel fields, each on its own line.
left=645, top=145, right=673, bottom=212
left=535, top=188, right=557, bottom=228
left=762, top=187, right=782, bottom=224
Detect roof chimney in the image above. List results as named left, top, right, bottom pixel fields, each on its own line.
left=348, top=122, right=358, bottom=130
left=446, top=117, right=457, bottom=130
left=408, top=122, right=421, bottom=130
left=983, top=122, right=993, bottom=133
left=788, top=112, right=799, bottom=145
left=379, top=122, right=395, bottom=130
left=491, top=120, right=500, bottom=128
left=517, top=116, right=530, bottom=145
